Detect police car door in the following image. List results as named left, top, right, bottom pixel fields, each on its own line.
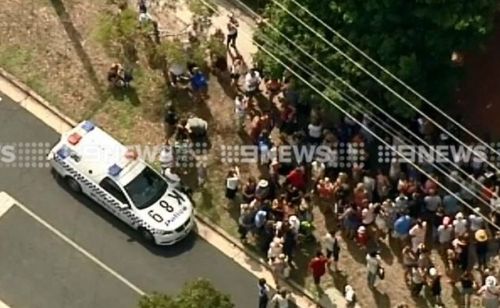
left=97, top=177, right=134, bottom=226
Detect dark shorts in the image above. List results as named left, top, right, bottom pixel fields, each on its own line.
left=313, top=274, right=322, bottom=285
left=225, top=187, right=237, bottom=199
left=326, top=249, right=339, bottom=262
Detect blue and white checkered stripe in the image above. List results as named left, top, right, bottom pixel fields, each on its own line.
left=54, top=156, right=156, bottom=233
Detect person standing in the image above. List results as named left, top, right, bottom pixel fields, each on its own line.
left=475, top=229, right=489, bottom=271
left=226, top=13, right=239, bottom=48
left=225, top=166, right=240, bottom=200
left=428, top=267, right=443, bottom=306
left=459, top=271, right=474, bottom=308
left=322, top=231, right=341, bottom=271
left=234, top=94, right=247, bottom=131
left=477, top=275, right=500, bottom=308
left=366, top=251, right=382, bottom=288
left=270, top=288, right=293, bottom=308
left=308, top=251, right=329, bottom=287
left=258, top=278, right=270, bottom=308
left=164, top=104, right=178, bottom=139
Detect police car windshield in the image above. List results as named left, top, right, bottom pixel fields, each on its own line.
left=124, top=166, right=168, bottom=209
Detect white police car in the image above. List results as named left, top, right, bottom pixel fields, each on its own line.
left=47, top=120, right=194, bottom=245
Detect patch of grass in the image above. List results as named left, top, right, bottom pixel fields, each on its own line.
left=0, top=46, right=33, bottom=72
left=0, top=46, right=62, bottom=106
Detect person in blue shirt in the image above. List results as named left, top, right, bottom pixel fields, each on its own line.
left=254, top=210, right=267, bottom=230
left=190, top=67, right=208, bottom=100
left=393, top=214, right=412, bottom=242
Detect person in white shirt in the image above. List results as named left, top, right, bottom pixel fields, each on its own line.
left=453, top=212, right=467, bottom=237
left=288, top=215, right=301, bottom=234
left=225, top=166, right=240, bottom=200
left=409, top=220, right=427, bottom=253
left=234, top=95, right=247, bottom=131
left=244, top=70, right=261, bottom=98
left=362, top=203, right=375, bottom=225
left=163, top=168, right=181, bottom=188
left=311, top=160, right=325, bottom=185
left=267, top=238, right=283, bottom=261
left=185, top=115, right=208, bottom=138
left=437, top=217, right=453, bottom=249
left=168, top=62, right=186, bottom=87
left=366, top=251, right=382, bottom=288
left=344, top=285, right=356, bottom=307
left=469, top=208, right=484, bottom=232
left=270, top=288, right=293, bottom=308
left=307, top=119, right=323, bottom=144
left=158, top=142, right=174, bottom=170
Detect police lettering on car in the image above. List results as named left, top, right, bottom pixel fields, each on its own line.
left=47, top=120, right=195, bottom=245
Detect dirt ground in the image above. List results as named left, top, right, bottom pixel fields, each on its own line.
left=1, top=1, right=498, bottom=308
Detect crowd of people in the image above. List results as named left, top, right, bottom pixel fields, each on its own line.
left=133, top=1, right=500, bottom=307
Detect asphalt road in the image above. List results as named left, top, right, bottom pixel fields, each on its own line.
left=0, top=93, right=258, bottom=308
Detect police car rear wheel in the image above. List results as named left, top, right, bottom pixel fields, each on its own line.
left=65, top=177, right=81, bottom=193
left=139, top=228, right=154, bottom=243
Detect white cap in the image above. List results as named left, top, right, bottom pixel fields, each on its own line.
left=486, top=275, right=497, bottom=287
left=429, top=267, right=437, bottom=277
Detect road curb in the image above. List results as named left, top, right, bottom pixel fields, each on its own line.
left=0, top=66, right=327, bottom=308
left=0, top=68, right=77, bottom=127
left=194, top=213, right=324, bottom=307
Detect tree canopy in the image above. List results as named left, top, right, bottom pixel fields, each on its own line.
left=138, top=278, right=234, bottom=308
left=254, top=0, right=497, bottom=118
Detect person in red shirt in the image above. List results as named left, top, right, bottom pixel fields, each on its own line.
left=309, top=251, right=330, bottom=286
left=286, top=166, right=306, bottom=191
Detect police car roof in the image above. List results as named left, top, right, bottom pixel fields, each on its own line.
left=63, top=121, right=146, bottom=185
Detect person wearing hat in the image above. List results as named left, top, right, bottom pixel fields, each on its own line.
left=478, top=275, right=500, bottom=308
left=255, top=178, right=270, bottom=200
left=428, top=267, right=443, bottom=306
left=475, top=229, right=489, bottom=270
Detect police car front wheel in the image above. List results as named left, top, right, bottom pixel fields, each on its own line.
left=139, top=228, right=155, bottom=243
left=65, top=177, right=82, bottom=193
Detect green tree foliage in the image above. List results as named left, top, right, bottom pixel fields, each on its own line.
left=255, top=0, right=497, bottom=118
left=138, top=279, right=234, bottom=308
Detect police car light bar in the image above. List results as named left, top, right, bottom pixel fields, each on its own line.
left=108, top=164, right=123, bottom=176
left=68, top=132, right=82, bottom=145
left=56, top=145, right=71, bottom=159
left=81, top=121, right=95, bottom=132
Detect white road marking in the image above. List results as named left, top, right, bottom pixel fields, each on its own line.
left=0, top=192, right=146, bottom=296
left=0, top=192, right=14, bottom=219
left=0, top=299, right=11, bottom=308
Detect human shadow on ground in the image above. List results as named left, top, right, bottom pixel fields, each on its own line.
left=109, top=86, right=141, bottom=106
left=49, top=0, right=107, bottom=115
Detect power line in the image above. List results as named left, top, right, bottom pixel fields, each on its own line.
left=285, top=0, right=499, bottom=161
left=195, top=0, right=500, bottom=230
left=266, top=0, right=500, bottom=174
left=231, top=0, right=497, bottom=212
